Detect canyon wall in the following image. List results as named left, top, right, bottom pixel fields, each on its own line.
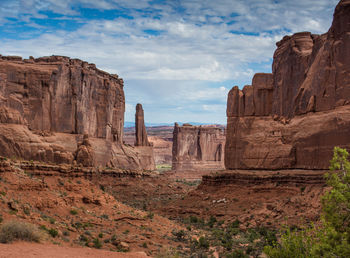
left=0, top=55, right=154, bottom=170
left=225, top=0, right=350, bottom=170
left=172, top=123, right=225, bottom=171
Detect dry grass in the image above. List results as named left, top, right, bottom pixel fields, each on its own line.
left=0, top=220, right=42, bottom=243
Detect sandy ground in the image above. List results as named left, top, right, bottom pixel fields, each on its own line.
left=0, top=242, right=149, bottom=258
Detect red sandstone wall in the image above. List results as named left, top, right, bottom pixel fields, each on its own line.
left=225, top=0, right=350, bottom=170
left=172, top=123, right=225, bottom=171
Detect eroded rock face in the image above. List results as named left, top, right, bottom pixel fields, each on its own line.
left=225, top=0, right=350, bottom=170
left=172, top=123, right=225, bottom=171
left=0, top=55, right=153, bottom=170
left=135, top=103, right=151, bottom=146
left=0, top=55, right=125, bottom=143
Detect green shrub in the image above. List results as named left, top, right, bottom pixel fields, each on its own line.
left=198, top=236, right=209, bottom=249
left=93, top=238, right=102, bottom=249
left=172, top=229, right=186, bottom=241
left=79, top=234, right=88, bottom=242
left=48, top=228, right=58, bottom=238
left=189, top=215, right=198, bottom=224
left=101, top=214, right=109, bottom=219
left=207, top=216, right=217, bottom=228
left=0, top=221, right=41, bottom=243
left=70, top=209, right=78, bottom=215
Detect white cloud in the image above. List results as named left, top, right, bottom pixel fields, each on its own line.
left=0, top=0, right=340, bottom=123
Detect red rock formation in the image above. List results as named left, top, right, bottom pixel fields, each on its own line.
left=75, top=134, right=95, bottom=167
left=0, top=55, right=154, bottom=170
left=172, top=123, right=225, bottom=171
left=135, top=103, right=151, bottom=146
left=225, top=0, right=350, bottom=170
left=0, top=55, right=124, bottom=142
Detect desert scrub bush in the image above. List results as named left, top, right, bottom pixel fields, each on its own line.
left=48, top=228, right=58, bottom=238
left=0, top=220, right=42, bottom=243
left=93, top=238, right=102, bottom=249
left=198, top=236, right=210, bottom=249
left=79, top=234, right=88, bottom=242
left=172, top=229, right=186, bottom=242
left=70, top=209, right=78, bottom=215
left=100, top=214, right=109, bottom=219
left=207, top=216, right=217, bottom=228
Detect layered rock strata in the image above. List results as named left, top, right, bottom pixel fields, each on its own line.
left=172, top=123, right=225, bottom=171
left=225, top=0, right=350, bottom=170
left=0, top=55, right=154, bottom=170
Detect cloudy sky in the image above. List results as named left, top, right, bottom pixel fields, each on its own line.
left=0, top=0, right=339, bottom=124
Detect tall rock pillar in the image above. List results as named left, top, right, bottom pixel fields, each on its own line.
left=135, top=103, right=151, bottom=146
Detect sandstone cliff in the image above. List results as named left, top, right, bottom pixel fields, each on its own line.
left=0, top=55, right=124, bottom=142
left=225, top=0, right=350, bottom=170
left=0, top=55, right=154, bottom=170
left=172, top=123, right=225, bottom=171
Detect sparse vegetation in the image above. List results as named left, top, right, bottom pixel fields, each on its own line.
left=48, top=228, right=58, bottom=238
left=265, top=147, right=350, bottom=257
left=0, top=221, right=41, bottom=243
left=156, top=164, right=172, bottom=173
left=70, top=209, right=78, bottom=215
left=93, top=238, right=102, bottom=249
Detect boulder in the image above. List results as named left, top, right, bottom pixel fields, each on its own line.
left=75, top=134, right=95, bottom=167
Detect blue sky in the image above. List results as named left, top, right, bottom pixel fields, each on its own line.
left=0, top=0, right=338, bottom=124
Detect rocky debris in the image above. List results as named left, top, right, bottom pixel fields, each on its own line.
left=225, top=0, right=350, bottom=170
left=172, top=123, right=225, bottom=171
left=75, top=134, right=95, bottom=167
left=135, top=104, right=151, bottom=147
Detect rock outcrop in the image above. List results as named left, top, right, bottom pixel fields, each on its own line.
left=135, top=103, right=151, bottom=146
left=172, top=123, right=225, bottom=171
left=75, top=134, right=95, bottom=167
left=0, top=55, right=153, bottom=170
left=225, top=0, right=350, bottom=170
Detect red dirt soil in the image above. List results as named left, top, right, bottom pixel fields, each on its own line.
left=0, top=242, right=148, bottom=258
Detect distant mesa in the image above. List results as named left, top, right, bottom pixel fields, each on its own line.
left=225, top=0, right=350, bottom=170
left=172, top=123, right=225, bottom=171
